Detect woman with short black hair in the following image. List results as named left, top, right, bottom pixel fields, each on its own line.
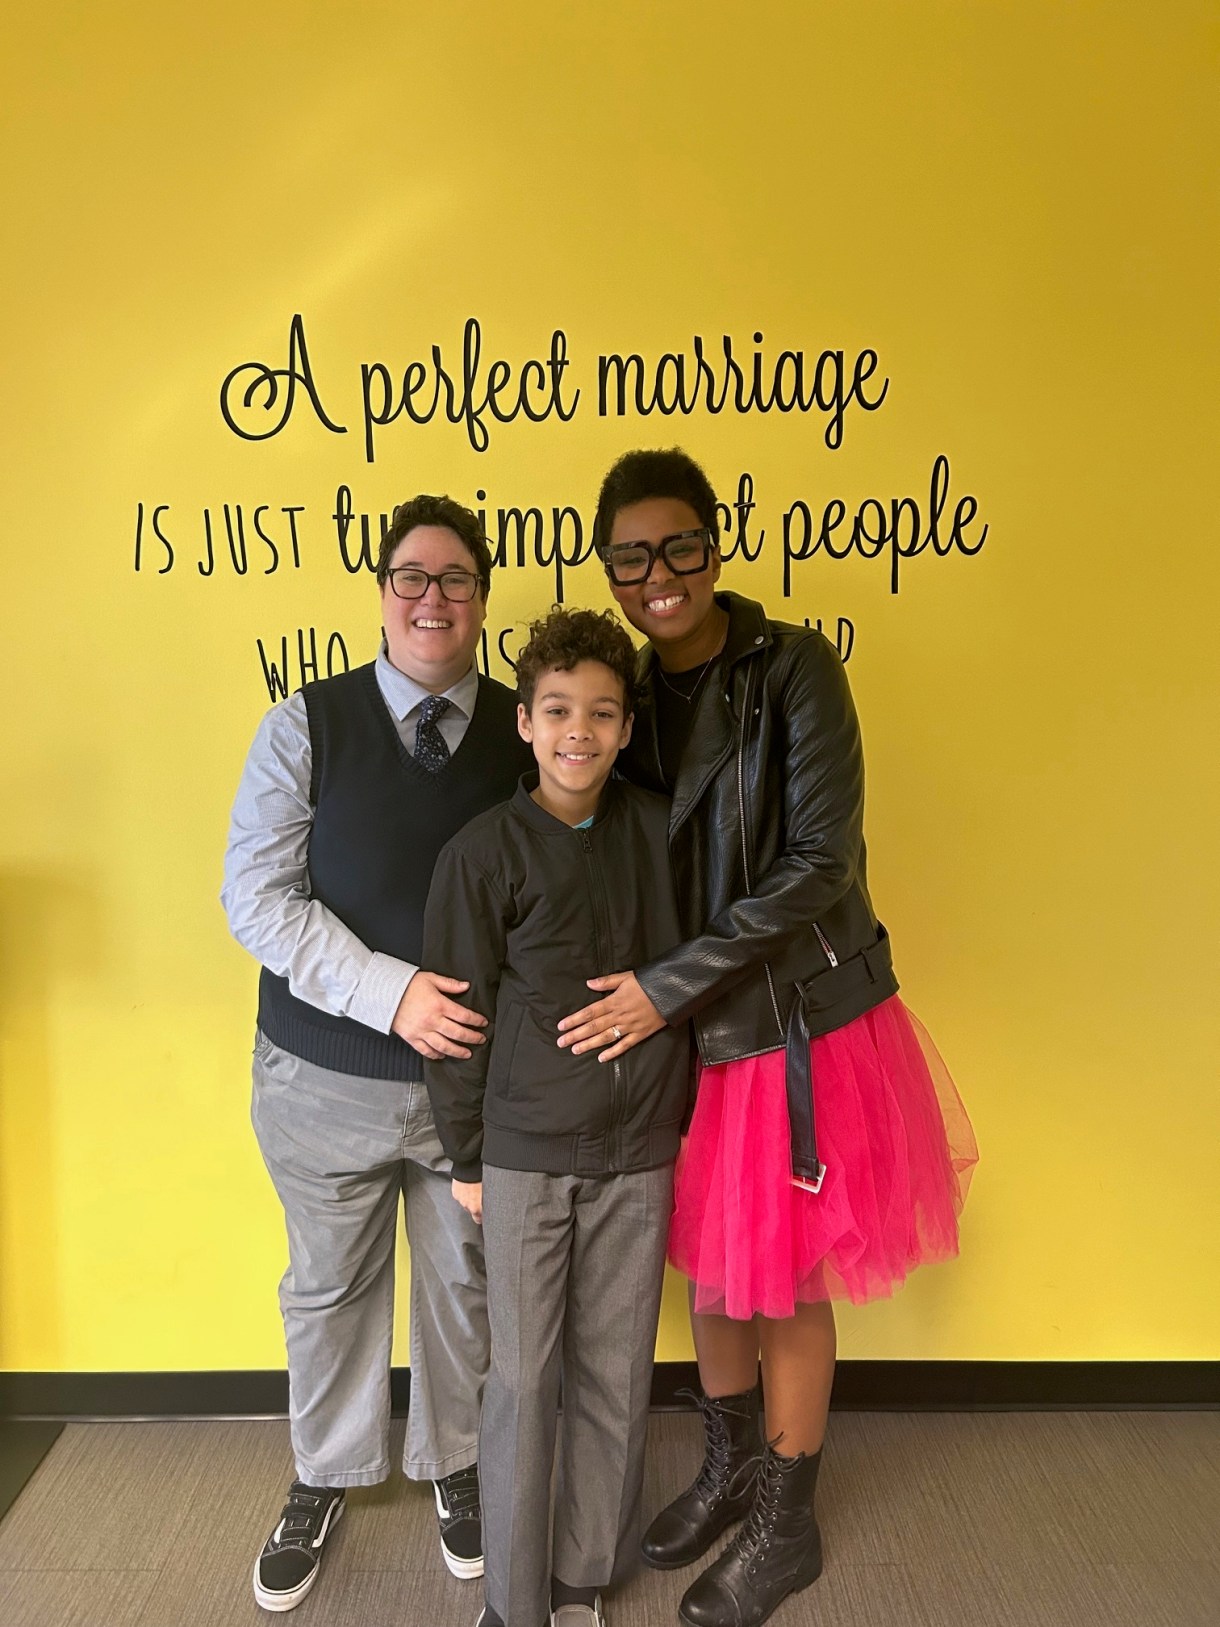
left=559, top=446, right=977, bottom=1627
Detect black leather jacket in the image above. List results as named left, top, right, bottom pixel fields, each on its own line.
left=627, top=593, right=898, bottom=1179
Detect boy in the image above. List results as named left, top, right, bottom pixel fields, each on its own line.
left=423, top=607, right=690, bottom=1627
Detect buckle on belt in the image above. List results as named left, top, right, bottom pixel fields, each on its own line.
left=791, top=1161, right=827, bottom=1196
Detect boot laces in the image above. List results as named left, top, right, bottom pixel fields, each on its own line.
left=680, top=1389, right=741, bottom=1502
left=726, top=1441, right=791, bottom=1567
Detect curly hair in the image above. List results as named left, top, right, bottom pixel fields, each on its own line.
left=376, top=493, right=493, bottom=593
left=593, top=447, right=720, bottom=555
left=515, top=606, right=639, bottom=714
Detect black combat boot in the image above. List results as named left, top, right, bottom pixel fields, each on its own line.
left=641, top=1387, right=762, bottom=1570
left=677, top=1442, right=823, bottom=1627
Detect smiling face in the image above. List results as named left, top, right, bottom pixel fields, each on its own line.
left=603, top=496, right=724, bottom=669
left=380, top=525, right=488, bottom=692
left=517, top=660, right=633, bottom=824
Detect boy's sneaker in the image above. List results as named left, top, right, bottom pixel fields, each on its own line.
left=252, top=1481, right=345, bottom=1612
left=434, top=1462, right=483, bottom=1578
left=551, top=1596, right=606, bottom=1627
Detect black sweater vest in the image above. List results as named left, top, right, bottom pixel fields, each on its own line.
left=257, top=662, right=531, bottom=1080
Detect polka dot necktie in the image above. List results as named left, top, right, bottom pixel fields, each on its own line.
left=414, top=695, right=452, bottom=772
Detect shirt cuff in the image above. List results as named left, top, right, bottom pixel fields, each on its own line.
left=348, top=954, right=417, bottom=1033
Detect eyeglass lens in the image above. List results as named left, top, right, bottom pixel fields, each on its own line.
left=389, top=569, right=479, bottom=601
left=607, top=530, right=710, bottom=584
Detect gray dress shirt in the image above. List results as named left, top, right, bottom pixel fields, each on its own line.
left=221, top=645, right=482, bottom=1035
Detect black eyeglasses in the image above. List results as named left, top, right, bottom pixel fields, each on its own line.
left=602, top=528, right=714, bottom=586
left=387, top=568, right=482, bottom=602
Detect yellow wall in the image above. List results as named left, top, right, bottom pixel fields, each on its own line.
left=2, top=2, right=1216, bottom=1371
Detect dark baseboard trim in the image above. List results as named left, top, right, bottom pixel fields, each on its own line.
left=2, top=1362, right=1216, bottom=1422
left=0, top=1421, right=64, bottom=1523
left=659, top=1361, right=1220, bottom=1410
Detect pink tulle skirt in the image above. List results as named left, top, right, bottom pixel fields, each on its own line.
left=669, top=997, right=978, bottom=1319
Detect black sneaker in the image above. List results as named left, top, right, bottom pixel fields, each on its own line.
left=433, top=1462, right=483, bottom=1578
left=252, top=1481, right=345, bottom=1612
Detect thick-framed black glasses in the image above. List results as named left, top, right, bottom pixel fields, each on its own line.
left=387, top=567, right=482, bottom=602
left=602, top=528, right=714, bottom=586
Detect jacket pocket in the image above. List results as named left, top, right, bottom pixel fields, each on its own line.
left=486, top=1003, right=609, bottom=1135
left=486, top=1004, right=525, bottom=1093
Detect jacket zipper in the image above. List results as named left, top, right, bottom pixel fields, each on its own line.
left=813, top=922, right=839, bottom=968
left=735, top=663, right=784, bottom=1035
left=581, top=830, right=622, bottom=1157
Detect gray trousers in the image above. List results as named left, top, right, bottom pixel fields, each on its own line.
left=480, top=1164, right=673, bottom=1627
left=252, top=1032, right=488, bottom=1487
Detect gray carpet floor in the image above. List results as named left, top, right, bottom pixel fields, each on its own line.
left=0, top=1411, right=1216, bottom=1627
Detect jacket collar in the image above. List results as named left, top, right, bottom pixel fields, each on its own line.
left=718, top=591, right=774, bottom=667
left=511, top=771, right=622, bottom=834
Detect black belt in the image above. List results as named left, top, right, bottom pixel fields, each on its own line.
left=785, top=926, right=894, bottom=1194
left=785, top=992, right=827, bottom=1192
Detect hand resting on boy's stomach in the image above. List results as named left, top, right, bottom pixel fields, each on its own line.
left=556, top=970, right=665, bottom=1061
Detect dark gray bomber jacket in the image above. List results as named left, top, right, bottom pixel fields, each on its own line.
left=422, top=775, right=691, bottom=1181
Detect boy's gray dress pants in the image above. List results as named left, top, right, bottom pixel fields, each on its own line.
left=480, top=1163, right=673, bottom=1627
left=252, top=1032, right=488, bottom=1487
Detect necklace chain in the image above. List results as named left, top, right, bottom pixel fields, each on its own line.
left=654, top=612, right=730, bottom=704
left=656, top=651, right=718, bottom=704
